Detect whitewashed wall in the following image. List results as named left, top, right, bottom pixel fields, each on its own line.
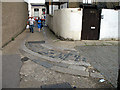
left=46, top=14, right=53, bottom=30
left=52, top=8, right=83, bottom=40
left=100, top=9, right=119, bottom=40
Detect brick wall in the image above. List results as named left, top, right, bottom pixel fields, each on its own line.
left=2, top=2, right=28, bottom=47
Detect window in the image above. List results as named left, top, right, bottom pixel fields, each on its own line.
left=34, top=8, right=39, bottom=11
left=42, top=8, right=45, bottom=12
left=83, top=0, right=92, bottom=4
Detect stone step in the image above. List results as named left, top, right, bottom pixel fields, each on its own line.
left=20, top=41, right=104, bottom=78
left=50, top=66, right=89, bottom=77
left=20, top=47, right=91, bottom=67
left=19, top=49, right=104, bottom=78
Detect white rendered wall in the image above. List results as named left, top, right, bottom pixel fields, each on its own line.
left=53, top=8, right=83, bottom=40
left=46, top=14, right=53, bottom=30
left=100, top=9, right=119, bottom=40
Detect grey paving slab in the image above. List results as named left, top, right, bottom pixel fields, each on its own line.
left=68, top=65, right=86, bottom=71
left=90, top=72, right=104, bottom=78
left=32, top=59, right=53, bottom=68
left=2, top=54, right=22, bottom=88
left=75, top=46, right=118, bottom=87
left=54, top=62, right=69, bottom=68
left=41, top=82, right=72, bottom=88
left=28, top=41, right=45, bottom=44
left=20, top=60, right=113, bottom=88
left=61, top=60, right=91, bottom=67
left=50, top=66, right=89, bottom=77
left=26, top=42, right=83, bottom=62
left=20, top=48, right=62, bottom=63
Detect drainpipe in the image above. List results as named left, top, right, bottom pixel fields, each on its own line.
left=67, top=0, right=69, bottom=8
left=118, top=13, right=120, bottom=89
left=28, top=2, right=31, bottom=17
left=51, top=0, right=53, bottom=15
left=118, top=50, right=120, bottom=89
left=58, top=2, right=60, bottom=9
left=118, top=69, right=120, bottom=89
left=47, top=3, right=49, bottom=14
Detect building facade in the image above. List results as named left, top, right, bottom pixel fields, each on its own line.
left=31, top=4, right=46, bottom=19
left=45, top=0, right=119, bottom=40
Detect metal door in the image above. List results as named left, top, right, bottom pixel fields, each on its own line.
left=81, top=8, right=101, bottom=40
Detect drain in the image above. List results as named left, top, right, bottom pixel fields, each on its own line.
left=27, top=41, right=45, bottom=44
left=41, top=82, right=72, bottom=88
left=21, top=57, right=29, bottom=62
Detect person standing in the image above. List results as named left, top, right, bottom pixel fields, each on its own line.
left=29, top=17, right=35, bottom=33
left=37, top=17, right=42, bottom=32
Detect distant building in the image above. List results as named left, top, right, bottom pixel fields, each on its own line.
left=27, top=0, right=46, bottom=18
left=31, top=3, right=46, bottom=18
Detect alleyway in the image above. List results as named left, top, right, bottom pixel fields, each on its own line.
left=2, top=26, right=118, bottom=88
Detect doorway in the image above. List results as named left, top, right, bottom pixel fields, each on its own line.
left=81, top=7, right=101, bottom=40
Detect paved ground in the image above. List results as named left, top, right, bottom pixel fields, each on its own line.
left=0, top=50, right=2, bottom=89
left=2, top=26, right=118, bottom=88
left=20, top=60, right=113, bottom=88
left=2, top=54, right=22, bottom=88
left=2, top=30, right=28, bottom=88
left=75, top=46, right=118, bottom=87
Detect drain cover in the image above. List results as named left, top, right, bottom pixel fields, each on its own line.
left=21, top=57, right=29, bottom=62
left=28, top=41, right=45, bottom=44
left=41, top=82, right=72, bottom=88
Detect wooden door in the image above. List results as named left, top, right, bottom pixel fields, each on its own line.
left=81, top=8, right=101, bottom=40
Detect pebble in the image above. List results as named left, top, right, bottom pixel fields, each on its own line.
left=78, top=77, right=80, bottom=79
left=92, top=70, right=95, bottom=73
left=24, top=79, right=28, bottom=82
left=25, top=74, right=28, bottom=77
left=99, top=79, right=105, bottom=82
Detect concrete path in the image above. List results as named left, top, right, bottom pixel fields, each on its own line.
left=21, top=41, right=105, bottom=78
left=2, top=54, right=22, bottom=88
left=20, top=26, right=118, bottom=88
left=2, top=30, right=28, bottom=88
left=20, top=27, right=107, bottom=78
left=20, top=60, right=113, bottom=88
left=2, top=26, right=118, bottom=88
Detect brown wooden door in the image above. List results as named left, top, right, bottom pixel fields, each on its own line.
left=81, top=8, right=101, bottom=40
